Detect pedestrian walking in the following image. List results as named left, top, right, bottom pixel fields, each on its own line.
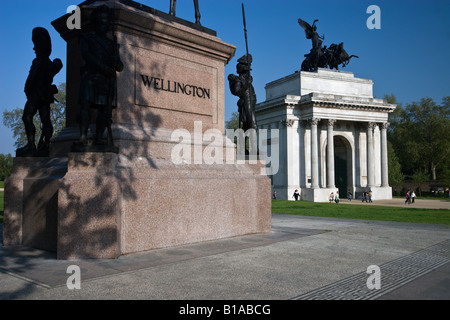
left=335, top=191, right=340, bottom=203
left=405, top=190, right=411, bottom=204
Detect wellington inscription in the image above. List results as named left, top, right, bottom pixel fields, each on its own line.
left=134, top=49, right=216, bottom=118
left=140, top=75, right=211, bottom=99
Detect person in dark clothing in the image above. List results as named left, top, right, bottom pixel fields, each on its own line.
left=292, top=189, right=300, bottom=201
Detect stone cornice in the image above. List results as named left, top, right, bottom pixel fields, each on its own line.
left=299, top=92, right=397, bottom=113
left=255, top=95, right=301, bottom=113
left=52, top=0, right=236, bottom=63
left=256, top=92, right=396, bottom=115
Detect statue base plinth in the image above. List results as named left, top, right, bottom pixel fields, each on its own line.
left=3, top=1, right=272, bottom=260
left=70, top=143, right=119, bottom=154
left=3, top=153, right=271, bottom=260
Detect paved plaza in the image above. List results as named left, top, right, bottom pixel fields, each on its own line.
left=341, top=197, right=450, bottom=210
left=1, top=199, right=449, bottom=301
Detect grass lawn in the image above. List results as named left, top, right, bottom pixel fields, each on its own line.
left=272, top=200, right=450, bottom=226
left=1, top=188, right=449, bottom=226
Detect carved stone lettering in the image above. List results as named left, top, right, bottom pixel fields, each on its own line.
left=135, top=51, right=216, bottom=117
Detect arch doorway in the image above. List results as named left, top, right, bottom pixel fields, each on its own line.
left=334, top=136, right=352, bottom=197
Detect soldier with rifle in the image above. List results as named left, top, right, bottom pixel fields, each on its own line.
left=74, top=5, right=123, bottom=152
left=228, top=54, right=257, bottom=132
left=228, top=3, right=257, bottom=132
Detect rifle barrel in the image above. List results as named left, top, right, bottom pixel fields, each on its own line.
left=242, top=3, right=249, bottom=57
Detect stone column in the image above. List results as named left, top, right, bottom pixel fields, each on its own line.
left=282, top=119, right=299, bottom=193
left=310, top=118, right=320, bottom=189
left=326, top=119, right=336, bottom=188
left=354, top=124, right=362, bottom=188
left=367, top=122, right=376, bottom=188
left=380, top=122, right=389, bottom=187
left=299, top=120, right=307, bottom=188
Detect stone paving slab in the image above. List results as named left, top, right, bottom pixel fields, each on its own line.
left=0, top=212, right=449, bottom=300
left=341, top=198, right=450, bottom=210
left=291, top=239, right=450, bottom=300
left=0, top=226, right=325, bottom=289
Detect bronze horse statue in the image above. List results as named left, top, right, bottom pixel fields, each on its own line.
left=325, top=43, right=359, bottom=70
left=298, top=18, right=358, bottom=71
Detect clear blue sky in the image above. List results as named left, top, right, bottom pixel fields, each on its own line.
left=1, top=0, right=449, bottom=155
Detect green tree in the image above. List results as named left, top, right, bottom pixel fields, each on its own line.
left=385, top=93, right=403, bottom=137
left=389, top=96, right=450, bottom=181
left=0, top=153, right=13, bottom=180
left=385, top=94, right=404, bottom=187
left=2, top=108, right=27, bottom=148
left=2, top=83, right=66, bottom=149
left=225, top=111, right=240, bottom=130
left=412, top=169, right=429, bottom=197
left=387, top=141, right=403, bottom=186
left=440, top=161, right=450, bottom=187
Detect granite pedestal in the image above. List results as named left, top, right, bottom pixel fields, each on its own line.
left=3, top=0, right=271, bottom=259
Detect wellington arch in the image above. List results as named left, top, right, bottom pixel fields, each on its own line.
left=256, top=68, right=396, bottom=202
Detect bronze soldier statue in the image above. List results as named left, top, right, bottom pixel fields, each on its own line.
left=74, top=5, right=124, bottom=152
left=228, top=54, right=257, bottom=132
left=169, top=0, right=201, bottom=25
left=16, top=27, right=63, bottom=157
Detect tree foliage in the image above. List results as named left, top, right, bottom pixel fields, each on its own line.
left=225, top=111, right=240, bottom=130
left=0, top=153, right=13, bottom=180
left=387, top=141, right=404, bottom=186
left=388, top=95, right=450, bottom=182
left=2, top=83, right=66, bottom=149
